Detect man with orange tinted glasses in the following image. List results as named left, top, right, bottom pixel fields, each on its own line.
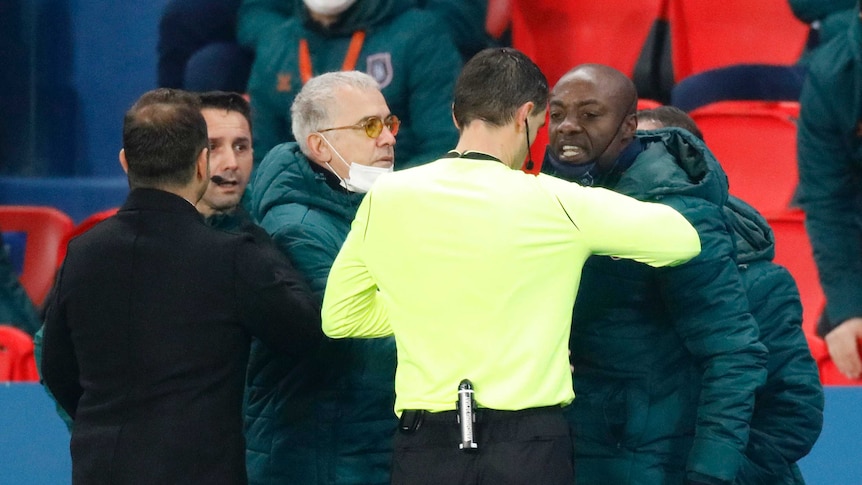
left=244, top=71, right=399, bottom=484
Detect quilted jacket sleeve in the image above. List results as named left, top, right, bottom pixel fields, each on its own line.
left=656, top=196, right=768, bottom=484
left=734, top=262, right=824, bottom=484
left=796, top=45, right=862, bottom=331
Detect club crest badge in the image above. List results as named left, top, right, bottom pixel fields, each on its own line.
left=277, top=73, right=292, bottom=93
left=366, top=53, right=393, bottom=89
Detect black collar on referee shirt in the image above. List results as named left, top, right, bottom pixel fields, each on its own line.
left=443, top=150, right=503, bottom=164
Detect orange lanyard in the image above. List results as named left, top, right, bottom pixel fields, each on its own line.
left=299, top=30, right=366, bottom=84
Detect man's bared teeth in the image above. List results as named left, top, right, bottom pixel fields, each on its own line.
left=561, top=145, right=582, bottom=157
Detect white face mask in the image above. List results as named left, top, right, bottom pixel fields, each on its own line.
left=303, top=0, right=358, bottom=16
left=318, top=133, right=393, bottom=193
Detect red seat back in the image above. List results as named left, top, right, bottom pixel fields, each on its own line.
left=819, top=359, right=862, bottom=386
left=0, top=206, right=74, bottom=307
left=690, top=101, right=799, bottom=216
left=0, top=325, right=39, bottom=382
left=765, top=209, right=859, bottom=385
left=769, top=210, right=823, bottom=344
left=58, top=208, right=119, bottom=264
left=636, top=99, right=663, bottom=111
left=485, top=0, right=512, bottom=40
left=667, top=0, right=808, bottom=82
left=511, top=0, right=665, bottom=87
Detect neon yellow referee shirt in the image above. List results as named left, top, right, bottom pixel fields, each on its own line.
left=322, top=156, right=700, bottom=416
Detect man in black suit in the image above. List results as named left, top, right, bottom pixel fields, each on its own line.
left=40, top=88, right=322, bottom=485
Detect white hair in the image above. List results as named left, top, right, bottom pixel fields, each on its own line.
left=290, top=71, right=381, bottom=156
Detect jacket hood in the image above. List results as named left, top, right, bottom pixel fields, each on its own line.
left=297, top=0, right=417, bottom=36
left=723, top=195, right=775, bottom=265
left=248, top=142, right=364, bottom=223
left=615, top=127, right=729, bottom=207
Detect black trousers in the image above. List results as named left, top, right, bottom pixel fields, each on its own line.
left=391, top=406, right=573, bottom=485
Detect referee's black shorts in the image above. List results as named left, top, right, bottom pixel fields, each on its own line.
left=391, top=405, right=573, bottom=485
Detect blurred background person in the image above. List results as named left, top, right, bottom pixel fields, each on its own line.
left=796, top=1, right=862, bottom=380
left=245, top=0, right=462, bottom=167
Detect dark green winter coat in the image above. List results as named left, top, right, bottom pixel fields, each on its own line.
left=245, top=142, right=397, bottom=485
left=237, top=0, right=493, bottom=62
left=796, top=6, right=862, bottom=334
left=723, top=196, right=824, bottom=485
left=245, top=0, right=461, bottom=168
left=545, top=128, right=768, bottom=485
left=790, top=0, right=857, bottom=62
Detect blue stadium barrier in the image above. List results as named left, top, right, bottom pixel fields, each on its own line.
left=1, top=0, right=169, bottom=177
left=1, top=384, right=860, bottom=484
left=0, top=176, right=128, bottom=223
left=0, top=384, right=70, bottom=484
left=70, top=1, right=170, bottom=176
left=797, top=386, right=862, bottom=485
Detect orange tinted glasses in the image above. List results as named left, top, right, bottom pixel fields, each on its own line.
left=319, top=114, right=400, bottom=138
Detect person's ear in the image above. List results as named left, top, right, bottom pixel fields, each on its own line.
left=622, top=112, right=638, bottom=140
left=195, top=147, right=210, bottom=182
left=451, top=103, right=466, bottom=132
left=118, top=149, right=129, bottom=174
left=307, top=133, right=332, bottom=163
left=515, top=102, right=535, bottom=133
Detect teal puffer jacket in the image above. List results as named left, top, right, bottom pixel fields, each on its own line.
left=237, top=0, right=492, bottom=61
left=724, top=196, right=824, bottom=485
left=245, top=143, right=398, bottom=485
left=563, top=128, right=768, bottom=485
left=789, top=0, right=857, bottom=61
left=796, top=8, right=862, bottom=334
left=246, top=0, right=460, bottom=168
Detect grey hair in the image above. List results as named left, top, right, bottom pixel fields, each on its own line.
left=291, top=71, right=381, bottom=156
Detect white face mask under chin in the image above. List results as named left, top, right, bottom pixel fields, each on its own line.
left=303, top=0, right=357, bottom=16
left=318, top=133, right=393, bottom=194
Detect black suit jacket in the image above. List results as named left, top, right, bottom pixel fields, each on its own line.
left=41, top=188, right=321, bottom=485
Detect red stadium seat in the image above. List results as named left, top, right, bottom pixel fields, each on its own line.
left=511, top=0, right=665, bottom=87
left=0, top=325, right=39, bottom=382
left=667, top=0, right=808, bottom=82
left=689, top=101, right=799, bottom=216
left=637, top=99, right=663, bottom=111
left=58, top=208, right=119, bottom=264
left=486, top=0, right=512, bottom=40
left=819, top=359, right=862, bottom=386
left=769, top=210, right=823, bottom=346
left=0, top=206, right=74, bottom=307
left=766, top=210, right=852, bottom=384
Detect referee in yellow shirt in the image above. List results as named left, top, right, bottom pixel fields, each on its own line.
left=322, top=47, right=702, bottom=485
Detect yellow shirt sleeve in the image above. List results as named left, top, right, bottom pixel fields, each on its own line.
left=538, top=174, right=701, bottom=267
left=321, top=194, right=392, bottom=338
